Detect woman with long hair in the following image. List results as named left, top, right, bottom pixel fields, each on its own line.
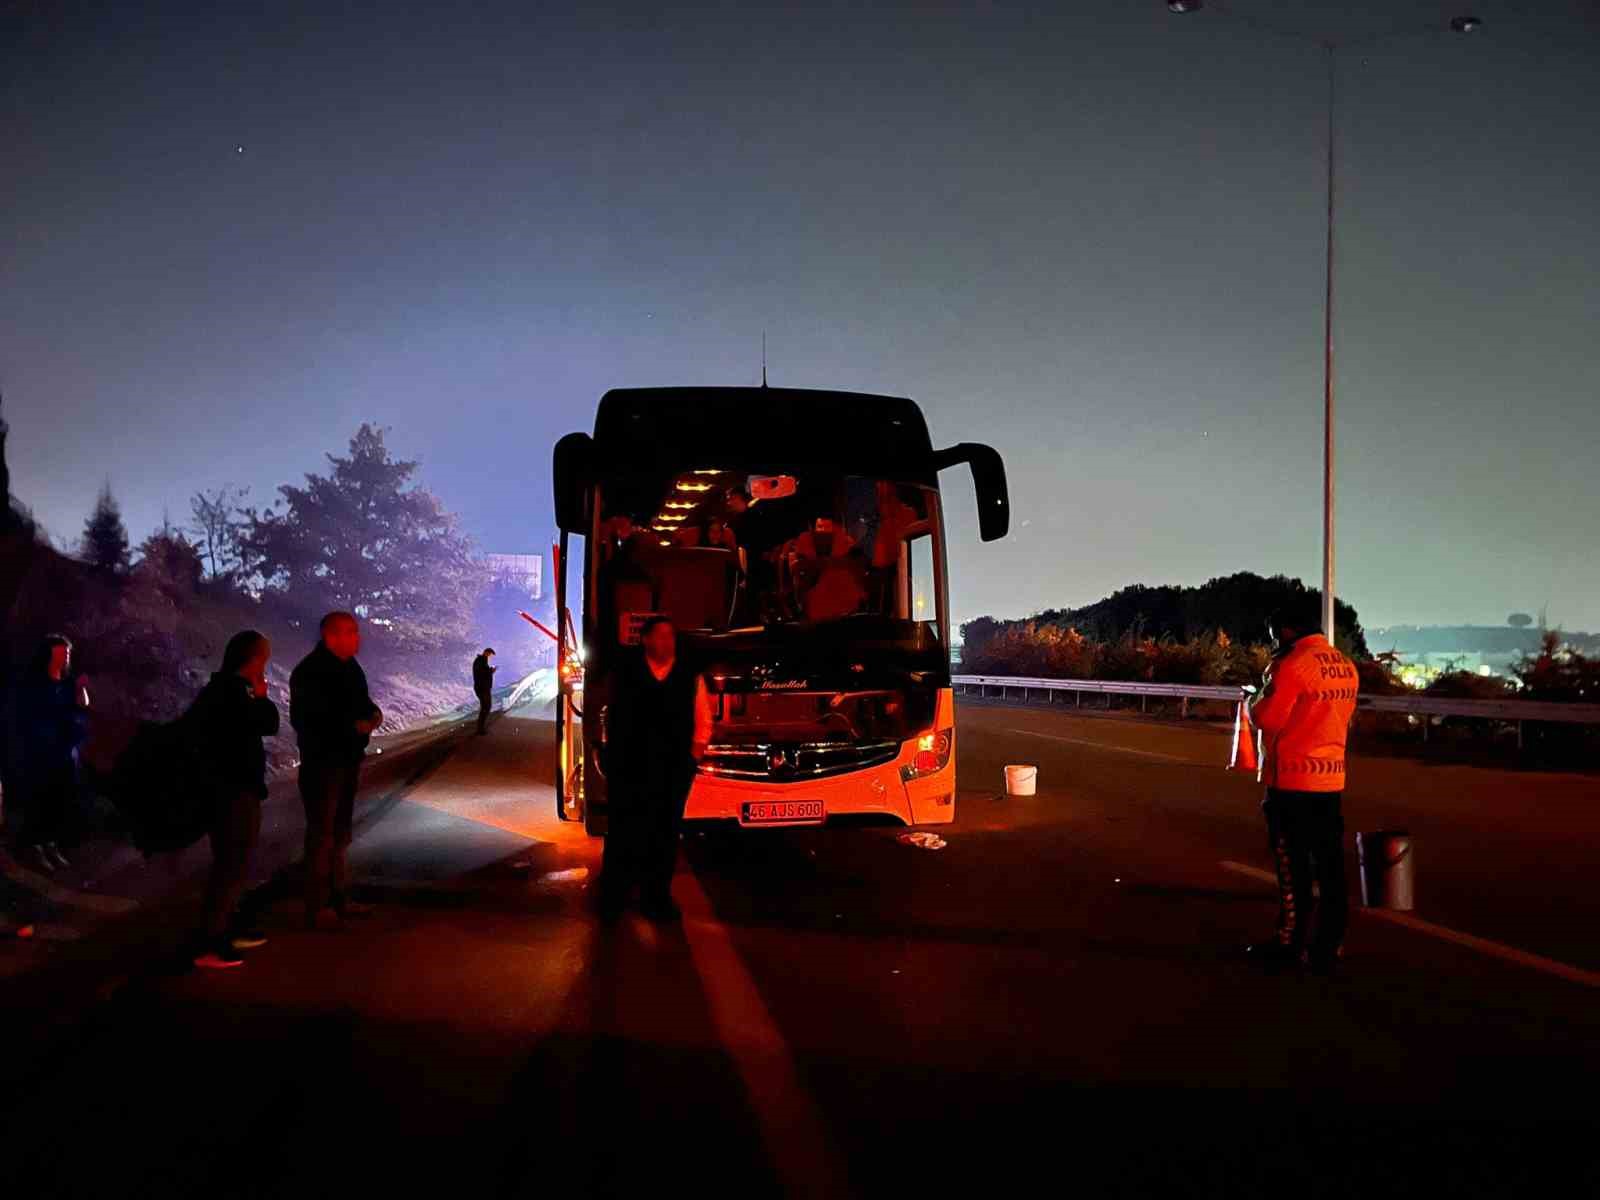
left=184, top=630, right=279, bottom=970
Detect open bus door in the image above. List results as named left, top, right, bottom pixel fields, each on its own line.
left=553, top=535, right=585, bottom=823
left=552, top=432, right=592, bottom=824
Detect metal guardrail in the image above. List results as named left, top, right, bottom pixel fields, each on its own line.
left=1357, top=693, right=1600, bottom=724
left=955, top=674, right=1241, bottom=702
left=952, top=674, right=1600, bottom=737
left=953, top=675, right=1237, bottom=717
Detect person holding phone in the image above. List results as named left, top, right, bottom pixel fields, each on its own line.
left=472, top=647, right=497, bottom=735
left=184, top=630, right=279, bottom=969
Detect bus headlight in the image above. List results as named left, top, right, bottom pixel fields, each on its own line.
left=900, top=729, right=953, bottom=782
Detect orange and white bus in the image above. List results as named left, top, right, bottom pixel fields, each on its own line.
left=551, top=387, right=1008, bottom=836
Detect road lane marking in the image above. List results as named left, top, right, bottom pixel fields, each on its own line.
left=676, top=870, right=854, bottom=1197
left=1, top=858, right=139, bottom=915
left=1008, top=727, right=1194, bottom=763
left=1219, top=860, right=1600, bottom=990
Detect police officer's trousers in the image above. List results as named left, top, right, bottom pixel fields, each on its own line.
left=1263, top=789, right=1348, bottom=961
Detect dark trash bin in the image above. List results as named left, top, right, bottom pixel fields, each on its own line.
left=1356, top=829, right=1414, bottom=911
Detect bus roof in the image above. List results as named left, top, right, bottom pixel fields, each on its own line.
left=592, top=387, right=937, bottom=480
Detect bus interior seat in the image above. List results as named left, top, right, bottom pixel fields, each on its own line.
left=804, top=558, right=868, bottom=622
left=652, top=547, right=735, bottom=631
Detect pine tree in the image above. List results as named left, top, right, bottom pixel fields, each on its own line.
left=136, top=510, right=203, bottom=592
left=82, top=481, right=131, bottom=574
left=243, top=425, right=486, bottom=647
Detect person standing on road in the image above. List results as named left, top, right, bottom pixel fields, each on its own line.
left=290, top=612, right=382, bottom=931
left=1247, top=601, right=1360, bottom=975
left=596, top=617, right=711, bottom=923
left=472, top=648, right=497, bottom=735
left=185, top=630, right=279, bottom=970
left=8, top=635, right=90, bottom=874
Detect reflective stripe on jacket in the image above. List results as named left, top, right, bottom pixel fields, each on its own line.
left=1249, top=634, right=1358, bottom=792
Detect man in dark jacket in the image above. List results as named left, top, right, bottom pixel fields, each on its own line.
left=597, top=617, right=711, bottom=923
left=290, top=612, right=382, bottom=930
left=472, top=648, right=496, bottom=735
left=185, top=630, right=279, bottom=968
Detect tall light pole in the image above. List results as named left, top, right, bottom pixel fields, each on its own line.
left=1167, top=2, right=1482, bottom=643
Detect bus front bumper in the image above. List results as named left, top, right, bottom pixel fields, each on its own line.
left=684, top=750, right=955, bottom=828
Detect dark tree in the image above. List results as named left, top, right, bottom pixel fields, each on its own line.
left=136, top=513, right=204, bottom=593
left=958, top=615, right=1005, bottom=658
left=1516, top=630, right=1599, bottom=702
left=190, top=483, right=251, bottom=582
left=1508, top=612, right=1534, bottom=629
left=967, top=572, right=1371, bottom=660
left=82, top=481, right=131, bottom=574
left=0, top=388, right=13, bottom=535
left=243, top=424, right=486, bottom=647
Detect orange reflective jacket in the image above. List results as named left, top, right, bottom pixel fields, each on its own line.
left=1249, top=634, right=1358, bottom=792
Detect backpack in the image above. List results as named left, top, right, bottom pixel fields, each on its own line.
left=109, top=718, right=214, bottom=854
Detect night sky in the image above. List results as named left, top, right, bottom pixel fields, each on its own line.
left=4, top=1, right=1598, bottom=630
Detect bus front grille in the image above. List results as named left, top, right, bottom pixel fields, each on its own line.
left=699, top=739, right=901, bottom=781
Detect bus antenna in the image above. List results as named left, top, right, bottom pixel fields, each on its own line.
left=761, top=331, right=768, bottom=388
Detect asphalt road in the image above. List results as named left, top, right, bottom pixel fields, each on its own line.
left=3, top=703, right=1598, bottom=1198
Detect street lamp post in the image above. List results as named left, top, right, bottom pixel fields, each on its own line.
left=1168, top=2, right=1481, bottom=644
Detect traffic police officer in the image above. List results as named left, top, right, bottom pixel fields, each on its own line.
left=1247, top=599, right=1359, bottom=974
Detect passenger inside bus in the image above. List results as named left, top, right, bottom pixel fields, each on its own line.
left=599, top=514, right=659, bottom=567
left=599, top=473, right=932, bottom=640
left=862, top=480, right=921, bottom=610
left=777, top=517, right=863, bottom=622
left=781, top=516, right=855, bottom=563
left=672, top=514, right=738, bottom=552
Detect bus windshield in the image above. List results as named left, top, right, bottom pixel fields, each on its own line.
left=594, top=470, right=945, bottom=650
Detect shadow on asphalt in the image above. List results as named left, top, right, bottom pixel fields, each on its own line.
left=491, top=924, right=782, bottom=1197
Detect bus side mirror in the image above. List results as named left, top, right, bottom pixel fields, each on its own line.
left=553, top=432, right=594, bottom=533
left=932, top=443, right=1010, bottom=542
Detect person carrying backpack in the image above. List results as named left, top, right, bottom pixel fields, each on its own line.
left=185, top=630, right=279, bottom=970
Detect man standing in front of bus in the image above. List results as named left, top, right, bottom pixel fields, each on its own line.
left=597, top=616, right=712, bottom=923
left=1246, top=599, right=1359, bottom=977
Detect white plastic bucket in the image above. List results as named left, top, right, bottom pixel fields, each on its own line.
left=1004, top=764, right=1037, bottom=796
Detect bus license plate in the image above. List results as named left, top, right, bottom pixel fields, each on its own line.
left=741, top=800, right=824, bottom=825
